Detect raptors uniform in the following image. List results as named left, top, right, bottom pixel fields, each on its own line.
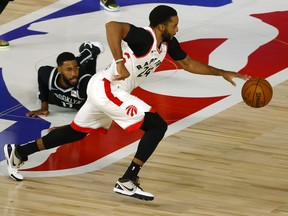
left=72, top=25, right=186, bottom=132
left=38, top=51, right=96, bottom=110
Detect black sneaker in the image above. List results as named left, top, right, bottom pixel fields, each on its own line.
left=4, top=144, right=24, bottom=181
left=113, top=177, right=154, bottom=201
left=100, top=0, right=120, bottom=12
left=78, top=41, right=104, bottom=63
left=79, top=41, right=104, bottom=55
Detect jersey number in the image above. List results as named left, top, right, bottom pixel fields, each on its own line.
left=138, top=66, right=154, bottom=77
left=61, top=101, right=73, bottom=108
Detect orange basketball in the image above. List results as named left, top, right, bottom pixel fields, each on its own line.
left=241, top=78, right=273, bottom=108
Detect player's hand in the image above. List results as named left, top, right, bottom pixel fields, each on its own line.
left=26, top=109, right=49, bottom=117
left=222, top=71, right=251, bottom=86
left=114, top=62, right=130, bottom=81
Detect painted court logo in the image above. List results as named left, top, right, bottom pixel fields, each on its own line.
left=0, top=1, right=287, bottom=177
left=125, top=105, right=138, bottom=117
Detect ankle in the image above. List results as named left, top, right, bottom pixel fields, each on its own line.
left=14, top=146, right=28, bottom=162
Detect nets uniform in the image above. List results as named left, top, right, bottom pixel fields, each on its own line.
left=37, top=51, right=96, bottom=110
left=72, top=25, right=187, bottom=133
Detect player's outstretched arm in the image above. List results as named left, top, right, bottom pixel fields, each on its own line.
left=176, top=55, right=250, bottom=86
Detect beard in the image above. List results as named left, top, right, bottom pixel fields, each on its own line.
left=62, top=75, right=77, bottom=87
left=162, top=29, right=173, bottom=42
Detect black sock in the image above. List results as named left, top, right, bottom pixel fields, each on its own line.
left=16, top=140, right=40, bottom=160
left=121, top=161, right=141, bottom=181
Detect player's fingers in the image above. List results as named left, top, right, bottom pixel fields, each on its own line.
left=245, top=74, right=251, bottom=80
left=230, top=80, right=236, bottom=86
left=26, top=112, right=35, bottom=117
left=238, top=74, right=250, bottom=80
left=113, top=75, right=125, bottom=81
left=113, top=75, right=121, bottom=80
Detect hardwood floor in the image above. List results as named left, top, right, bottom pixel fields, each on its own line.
left=0, top=0, right=57, bottom=24
left=1, top=1, right=288, bottom=215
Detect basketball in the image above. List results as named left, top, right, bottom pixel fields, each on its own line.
left=241, top=78, right=273, bottom=108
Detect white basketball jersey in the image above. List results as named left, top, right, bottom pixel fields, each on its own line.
left=100, top=26, right=167, bottom=93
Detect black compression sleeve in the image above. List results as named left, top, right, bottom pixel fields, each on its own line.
left=42, top=125, right=87, bottom=149
left=123, top=25, right=187, bottom=60
left=136, top=112, right=168, bottom=163
left=123, top=25, right=154, bottom=57
left=167, top=37, right=187, bottom=61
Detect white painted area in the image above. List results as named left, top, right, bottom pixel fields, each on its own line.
left=0, top=119, right=16, bottom=132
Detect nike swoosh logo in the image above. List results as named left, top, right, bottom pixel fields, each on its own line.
left=10, top=152, right=17, bottom=167
left=6, top=145, right=16, bottom=167
left=12, top=156, right=17, bottom=167
left=122, top=184, right=135, bottom=192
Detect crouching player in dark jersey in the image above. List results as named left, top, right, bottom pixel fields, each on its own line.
left=26, top=41, right=104, bottom=117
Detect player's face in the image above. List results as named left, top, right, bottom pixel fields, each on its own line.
left=58, top=60, right=79, bottom=87
left=162, top=16, right=179, bottom=42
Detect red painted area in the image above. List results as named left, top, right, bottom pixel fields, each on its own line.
left=26, top=11, right=288, bottom=171
left=238, top=11, right=288, bottom=78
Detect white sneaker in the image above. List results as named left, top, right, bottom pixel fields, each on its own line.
left=4, top=144, right=24, bottom=181
left=113, top=178, right=154, bottom=201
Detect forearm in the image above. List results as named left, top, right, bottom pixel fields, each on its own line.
left=182, top=57, right=226, bottom=76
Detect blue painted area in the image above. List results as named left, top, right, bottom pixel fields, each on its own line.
left=36, top=0, right=100, bottom=22
left=0, top=0, right=231, bottom=42
left=0, top=69, right=51, bottom=161
left=1, top=24, right=47, bottom=42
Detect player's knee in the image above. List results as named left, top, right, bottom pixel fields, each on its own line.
left=156, top=115, right=168, bottom=135
left=42, top=125, right=87, bottom=149
left=141, top=112, right=167, bottom=134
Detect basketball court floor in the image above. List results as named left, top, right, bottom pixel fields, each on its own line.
left=0, top=0, right=288, bottom=215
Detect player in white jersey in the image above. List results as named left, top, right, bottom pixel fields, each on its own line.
left=72, top=26, right=167, bottom=131
left=4, top=5, right=250, bottom=201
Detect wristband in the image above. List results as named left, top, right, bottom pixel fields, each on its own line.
left=115, top=58, right=124, bottom=64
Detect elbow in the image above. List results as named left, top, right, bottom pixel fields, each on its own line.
left=105, top=21, right=118, bottom=36
left=105, top=21, right=130, bottom=39
left=105, top=21, right=117, bottom=30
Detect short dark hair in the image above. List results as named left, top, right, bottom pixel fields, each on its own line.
left=149, top=5, right=177, bottom=28
left=56, top=52, right=76, bottom=66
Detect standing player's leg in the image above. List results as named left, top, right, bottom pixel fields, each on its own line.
left=113, top=111, right=167, bottom=201
left=103, top=90, right=168, bottom=201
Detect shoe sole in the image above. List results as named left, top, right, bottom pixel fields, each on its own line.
left=113, top=187, right=154, bottom=201
left=114, top=190, right=154, bottom=201
left=4, top=145, right=24, bottom=181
